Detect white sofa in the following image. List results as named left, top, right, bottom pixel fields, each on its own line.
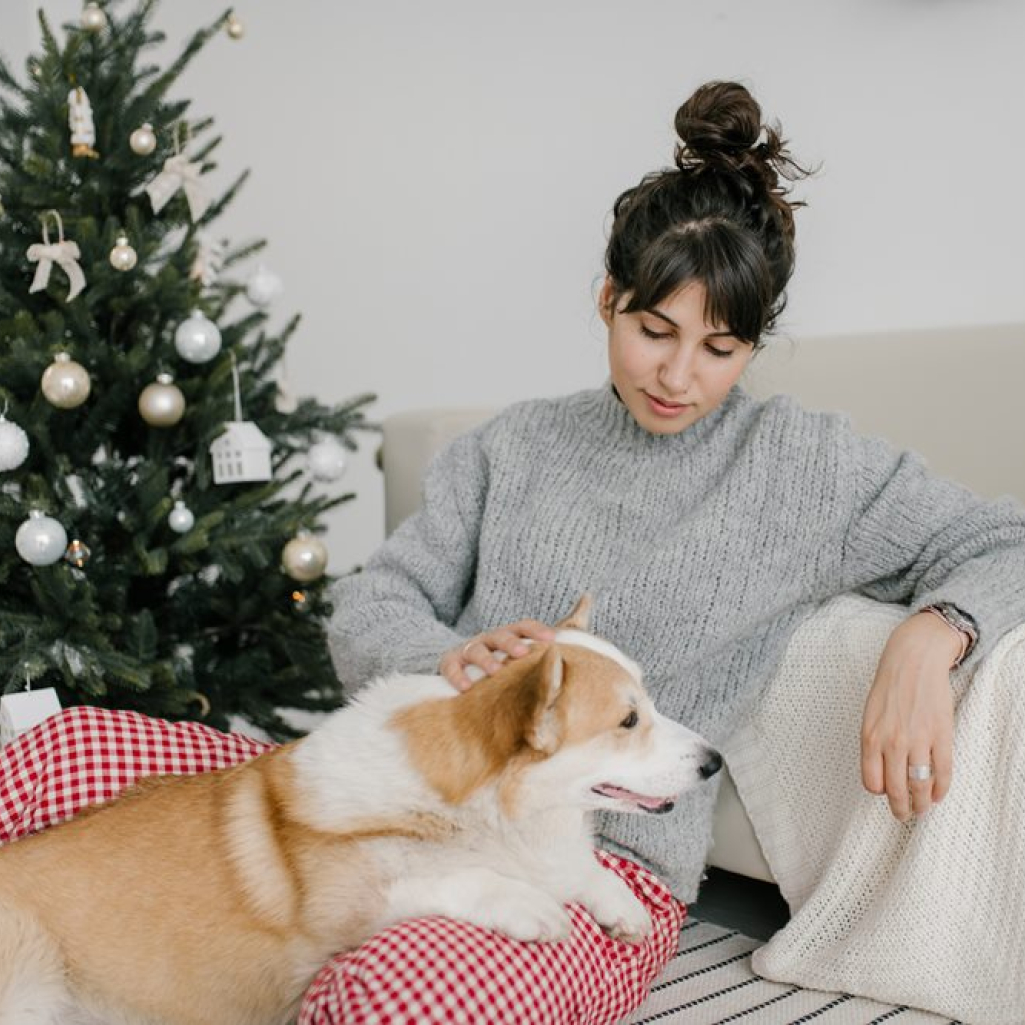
left=379, top=322, right=1025, bottom=883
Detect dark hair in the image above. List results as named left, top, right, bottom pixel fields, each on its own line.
left=604, top=81, right=813, bottom=346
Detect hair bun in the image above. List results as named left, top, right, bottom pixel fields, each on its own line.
left=672, top=80, right=811, bottom=221
left=674, top=80, right=763, bottom=165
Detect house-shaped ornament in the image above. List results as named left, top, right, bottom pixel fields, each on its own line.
left=0, top=688, right=62, bottom=747
left=210, top=421, right=273, bottom=484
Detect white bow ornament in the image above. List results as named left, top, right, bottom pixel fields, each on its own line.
left=146, top=153, right=211, bottom=221
left=27, top=211, right=86, bottom=302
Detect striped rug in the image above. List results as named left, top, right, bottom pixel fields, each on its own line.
left=627, top=919, right=962, bottom=1025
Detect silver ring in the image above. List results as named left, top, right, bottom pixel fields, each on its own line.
left=460, top=639, right=475, bottom=659
left=908, top=763, right=933, bottom=781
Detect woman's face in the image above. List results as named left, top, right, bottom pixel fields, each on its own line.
left=601, top=278, right=755, bottom=436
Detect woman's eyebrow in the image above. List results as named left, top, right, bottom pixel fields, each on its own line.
left=647, top=308, right=733, bottom=337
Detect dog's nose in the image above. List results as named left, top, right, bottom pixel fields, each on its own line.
left=699, top=750, right=723, bottom=780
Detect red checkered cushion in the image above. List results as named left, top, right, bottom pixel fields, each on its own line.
left=0, top=707, right=683, bottom=1024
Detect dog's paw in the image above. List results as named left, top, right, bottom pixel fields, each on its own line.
left=484, top=889, right=572, bottom=944
left=577, top=874, right=652, bottom=944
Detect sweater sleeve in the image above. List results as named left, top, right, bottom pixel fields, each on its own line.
left=839, top=429, right=1025, bottom=667
left=326, top=427, right=488, bottom=696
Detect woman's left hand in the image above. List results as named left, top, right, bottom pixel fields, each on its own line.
left=861, top=612, right=963, bottom=821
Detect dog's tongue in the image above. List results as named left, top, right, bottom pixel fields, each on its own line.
left=593, top=784, right=672, bottom=811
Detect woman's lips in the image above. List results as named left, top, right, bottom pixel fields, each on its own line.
left=644, top=392, right=694, bottom=418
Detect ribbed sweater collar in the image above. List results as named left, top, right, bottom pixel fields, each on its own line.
left=572, top=381, right=746, bottom=453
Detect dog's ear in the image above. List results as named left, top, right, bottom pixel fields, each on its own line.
left=524, top=645, right=564, bottom=755
left=555, top=593, right=592, bottom=632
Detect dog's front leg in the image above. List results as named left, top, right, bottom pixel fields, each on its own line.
left=384, top=868, right=572, bottom=943
left=567, top=862, right=652, bottom=944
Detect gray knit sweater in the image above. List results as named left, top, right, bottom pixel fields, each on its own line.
left=327, top=384, right=1025, bottom=900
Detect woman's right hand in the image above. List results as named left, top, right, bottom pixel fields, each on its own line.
left=440, top=620, right=557, bottom=691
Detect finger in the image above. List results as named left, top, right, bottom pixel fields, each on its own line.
left=462, top=639, right=503, bottom=677
left=486, top=629, right=532, bottom=659
left=907, top=751, right=934, bottom=817
left=883, top=750, right=913, bottom=822
left=439, top=653, right=472, bottom=692
left=860, top=729, right=885, bottom=795
left=931, top=738, right=953, bottom=803
left=511, top=620, right=557, bottom=643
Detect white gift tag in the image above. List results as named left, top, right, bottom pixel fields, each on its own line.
left=0, top=688, right=62, bottom=746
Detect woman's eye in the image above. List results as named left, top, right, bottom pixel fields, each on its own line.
left=706, top=345, right=734, bottom=358
left=640, top=324, right=671, bottom=340
left=620, top=710, right=639, bottom=729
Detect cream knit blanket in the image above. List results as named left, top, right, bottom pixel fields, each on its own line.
left=726, top=595, right=1025, bottom=1025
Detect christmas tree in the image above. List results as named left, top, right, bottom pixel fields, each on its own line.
left=0, top=1, right=374, bottom=740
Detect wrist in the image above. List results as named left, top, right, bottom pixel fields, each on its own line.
left=915, top=603, right=978, bottom=669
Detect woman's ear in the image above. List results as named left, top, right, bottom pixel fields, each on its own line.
left=598, top=277, right=617, bottom=326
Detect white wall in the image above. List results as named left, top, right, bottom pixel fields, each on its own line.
left=6, top=0, right=1025, bottom=568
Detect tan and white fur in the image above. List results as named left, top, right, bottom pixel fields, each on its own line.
left=0, top=596, right=721, bottom=1025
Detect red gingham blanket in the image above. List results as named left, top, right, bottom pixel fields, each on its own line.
left=0, top=706, right=684, bottom=1024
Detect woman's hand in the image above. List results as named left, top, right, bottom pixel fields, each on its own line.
left=861, top=612, right=963, bottom=821
left=440, top=620, right=557, bottom=692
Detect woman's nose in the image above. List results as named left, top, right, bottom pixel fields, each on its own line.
left=659, top=347, right=695, bottom=395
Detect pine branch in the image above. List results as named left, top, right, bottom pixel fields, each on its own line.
left=137, top=10, right=233, bottom=110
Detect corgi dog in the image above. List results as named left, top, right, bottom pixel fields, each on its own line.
left=0, top=596, right=721, bottom=1025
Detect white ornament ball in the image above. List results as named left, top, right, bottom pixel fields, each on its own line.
left=168, top=500, right=195, bottom=533
left=307, top=438, right=347, bottom=481
left=226, top=13, right=245, bottom=39
left=0, top=416, right=29, bottom=471
left=109, top=233, right=138, bottom=271
left=245, top=265, right=283, bottom=307
left=80, top=2, right=107, bottom=32
left=129, top=122, right=157, bottom=156
left=16, top=510, right=68, bottom=566
left=41, top=353, right=91, bottom=409
left=174, top=310, right=222, bottom=364
left=139, top=374, right=185, bottom=427
left=281, top=532, right=328, bottom=582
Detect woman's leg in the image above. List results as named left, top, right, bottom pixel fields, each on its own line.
left=299, top=851, right=685, bottom=1025
left=0, top=705, right=272, bottom=845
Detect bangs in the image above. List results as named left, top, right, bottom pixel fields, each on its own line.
left=619, top=221, right=774, bottom=344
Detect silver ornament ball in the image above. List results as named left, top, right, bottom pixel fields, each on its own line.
left=0, top=416, right=30, bottom=471
left=80, top=2, right=106, bottom=33
left=16, top=511, right=68, bottom=567
left=109, top=233, right=138, bottom=272
left=129, top=122, right=157, bottom=156
left=41, top=353, right=91, bottom=409
left=281, top=533, right=328, bottom=582
left=307, top=438, right=347, bottom=481
left=174, top=310, right=222, bottom=364
left=139, top=374, right=185, bottom=427
left=245, top=265, right=283, bottom=307
left=168, top=500, right=195, bottom=533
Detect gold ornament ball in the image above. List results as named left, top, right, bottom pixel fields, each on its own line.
left=64, top=538, right=91, bottom=568
left=226, top=13, right=245, bottom=39
left=41, top=353, right=91, bottom=409
left=138, top=373, right=185, bottom=427
left=109, top=233, right=138, bottom=272
left=281, top=533, right=328, bottom=582
left=80, top=2, right=106, bottom=32
left=129, top=123, right=157, bottom=156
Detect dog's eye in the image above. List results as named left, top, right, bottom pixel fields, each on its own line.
left=620, top=710, right=639, bottom=729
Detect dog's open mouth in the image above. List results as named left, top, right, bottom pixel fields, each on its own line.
left=591, top=784, right=675, bottom=814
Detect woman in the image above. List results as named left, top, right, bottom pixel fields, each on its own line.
left=327, top=80, right=1025, bottom=902
left=4, top=80, right=1024, bottom=1024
